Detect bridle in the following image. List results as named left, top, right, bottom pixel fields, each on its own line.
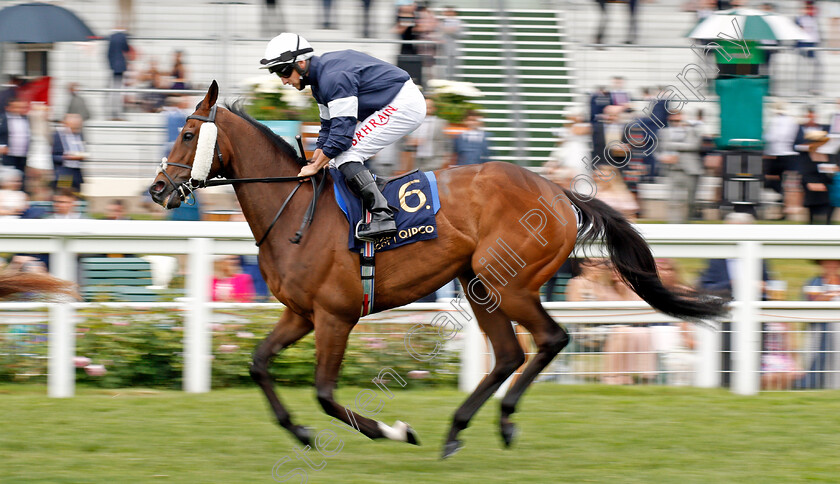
left=155, top=104, right=327, bottom=246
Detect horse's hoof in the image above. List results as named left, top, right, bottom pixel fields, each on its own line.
left=441, top=439, right=463, bottom=459
left=405, top=423, right=421, bottom=446
left=292, top=425, right=313, bottom=447
left=500, top=421, right=518, bottom=448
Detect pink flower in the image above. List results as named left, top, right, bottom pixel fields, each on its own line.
left=218, top=344, right=239, bottom=353
left=236, top=331, right=255, bottom=339
left=84, top=364, right=107, bottom=377
left=111, top=321, right=129, bottom=326
left=73, top=356, right=91, bottom=368
left=408, top=370, right=430, bottom=379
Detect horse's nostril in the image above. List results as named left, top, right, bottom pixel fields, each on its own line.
left=151, top=181, right=166, bottom=193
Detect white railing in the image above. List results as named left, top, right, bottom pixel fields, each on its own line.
left=1, top=220, right=839, bottom=397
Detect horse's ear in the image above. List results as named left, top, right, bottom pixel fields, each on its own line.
left=201, top=80, right=219, bottom=109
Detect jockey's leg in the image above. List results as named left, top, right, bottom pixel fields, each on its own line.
left=339, top=161, right=397, bottom=240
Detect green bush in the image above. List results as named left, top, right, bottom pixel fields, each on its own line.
left=60, top=307, right=458, bottom=390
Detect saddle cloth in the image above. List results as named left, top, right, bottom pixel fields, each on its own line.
left=331, top=168, right=440, bottom=251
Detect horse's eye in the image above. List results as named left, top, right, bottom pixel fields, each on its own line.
left=183, top=132, right=194, bottom=141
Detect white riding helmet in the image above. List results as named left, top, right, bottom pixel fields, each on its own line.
left=259, top=33, right=314, bottom=70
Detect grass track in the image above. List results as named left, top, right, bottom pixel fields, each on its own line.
left=2, top=384, right=839, bottom=483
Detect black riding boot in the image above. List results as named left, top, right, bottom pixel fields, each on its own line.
left=339, top=162, right=397, bottom=240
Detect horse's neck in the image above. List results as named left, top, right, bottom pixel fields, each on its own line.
left=228, top=138, right=303, bottom=241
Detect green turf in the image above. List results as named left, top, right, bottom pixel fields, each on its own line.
left=1, top=384, right=838, bottom=483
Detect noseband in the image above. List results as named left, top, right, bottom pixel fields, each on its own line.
left=156, top=105, right=224, bottom=204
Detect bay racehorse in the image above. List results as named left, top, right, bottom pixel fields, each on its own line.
left=149, top=81, right=726, bottom=458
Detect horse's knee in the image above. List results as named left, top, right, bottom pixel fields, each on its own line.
left=497, top=349, right=525, bottom=376
left=540, top=326, right=570, bottom=356
left=249, top=357, right=269, bottom=383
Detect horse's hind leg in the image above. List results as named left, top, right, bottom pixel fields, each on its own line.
left=441, top=273, right=525, bottom=459
left=250, top=310, right=314, bottom=445
left=498, top=299, right=569, bottom=447
left=312, top=312, right=420, bottom=445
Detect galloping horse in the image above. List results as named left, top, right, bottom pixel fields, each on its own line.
left=149, top=82, right=725, bottom=457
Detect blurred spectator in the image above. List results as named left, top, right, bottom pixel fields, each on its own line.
left=0, top=98, right=31, bottom=191
left=592, top=105, right=629, bottom=170
left=698, top=212, right=771, bottom=298
left=138, top=59, right=167, bottom=112
left=566, top=258, right=622, bottom=302
left=794, top=109, right=836, bottom=224
left=170, top=50, right=189, bottom=90
left=654, top=258, right=698, bottom=385
left=415, top=4, right=439, bottom=77
left=104, top=199, right=128, bottom=220
left=0, top=75, right=24, bottom=111
left=761, top=321, right=803, bottom=390
left=545, top=114, right=591, bottom=189
left=799, top=259, right=839, bottom=389
left=162, top=95, right=191, bottom=156
left=404, top=97, right=450, bottom=172
left=795, top=0, right=822, bottom=95
left=321, top=0, right=335, bottom=29
left=0, top=168, right=27, bottom=218
left=52, top=113, right=87, bottom=193
left=451, top=110, right=492, bottom=166
left=763, top=103, right=799, bottom=200
left=50, top=188, right=83, bottom=219
left=107, top=26, right=133, bottom=120
left=394, top=2, right=418, bottom=56
left=261, top=0, right=284, bottom=37
left=212, top=255, right=255, bottom=302
left=594, top=0, right=638, bottom=45
left=25, top=102, right=53, bottom=199
left=588, top=86, right=610, bottom=124
left=568, top=258, right=654, bottom=384
left=609, top=76, right=631, bottom=107
left=65, top=83, right=91, bottom=123
left=360, top=0, right=373, bottom=38
left=439, top=6, right=462, bottom=80
left=595, top=165, right=639, bottom=220
left=658, top=111, right=703, bottom=222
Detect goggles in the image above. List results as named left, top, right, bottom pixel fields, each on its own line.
left=268, top=62, right=297, bottom=78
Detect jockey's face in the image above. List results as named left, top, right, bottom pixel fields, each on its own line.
left=279, top=60, right=306, bottom=91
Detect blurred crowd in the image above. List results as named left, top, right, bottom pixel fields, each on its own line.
left=541, top=75, right=840, bottom=224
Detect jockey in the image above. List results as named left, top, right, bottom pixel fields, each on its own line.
left=260, top=33, right=426, bottom=240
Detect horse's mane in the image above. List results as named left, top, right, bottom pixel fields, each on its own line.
left=224, top=100, right=306, bottom=167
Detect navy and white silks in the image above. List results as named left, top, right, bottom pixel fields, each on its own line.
left=308, top=50, right=426, bottom=167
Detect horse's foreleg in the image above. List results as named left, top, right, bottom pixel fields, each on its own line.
left=312, top=314, right=419, bottom=445
left=250, top=310, right=314, bottom=445
left=441, top=274, right=524, bottom=459
left=498, top=300, right=569, bottom=447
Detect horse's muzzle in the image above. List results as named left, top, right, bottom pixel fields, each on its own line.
left=149, top=180, right=183, bottom=209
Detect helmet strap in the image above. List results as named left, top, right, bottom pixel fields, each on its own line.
left=295, top=60, right=311, bottom=89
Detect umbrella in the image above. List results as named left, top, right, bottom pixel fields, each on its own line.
left=687, top=8, right=808, bottom=42
left=0, top=2, right=97, bottom=43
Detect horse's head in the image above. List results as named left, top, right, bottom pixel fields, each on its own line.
left=149, top=80, right=227, bottom=209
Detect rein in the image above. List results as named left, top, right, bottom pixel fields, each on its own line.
left=157, top=105, right=327, bottom=246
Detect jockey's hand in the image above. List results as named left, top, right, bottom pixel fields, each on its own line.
left=297, top=163, right=321, bottom=179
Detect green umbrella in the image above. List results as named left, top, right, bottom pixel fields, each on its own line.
left=687, top=8, right=808, bottom=42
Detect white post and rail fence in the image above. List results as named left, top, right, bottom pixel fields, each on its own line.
left=1, top=220, right=838, bottom=397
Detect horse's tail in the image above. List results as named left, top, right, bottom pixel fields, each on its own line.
left=0, top=271, right=77, bottom=300
left=564, top=189, right=728, bottom=321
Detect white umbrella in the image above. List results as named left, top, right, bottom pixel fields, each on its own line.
left=688, top=8, right=809, bottom=42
